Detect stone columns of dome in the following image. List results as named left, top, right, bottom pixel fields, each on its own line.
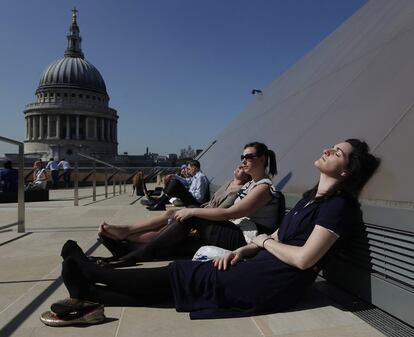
left=85, top=117, right=89, bottom=140
left=39, top=115, right=43, bottom=140
left=106, top=119, right=110, bottom=142
left=112, top=120, right=115, bottom=142
left=94, top=118, right=98, bottom=140
left=25, top=117, right=29, bottom=140
left=66, top=115, right=70, bottom=140
left=47, top=116, right=51, bottom=139
left=26, top=117, right=30, bottom=140
left=100, top=118, right=104, bottom=141
left=76, top=116, right=80, bottom=139
left=114, top=121, right=118, bottom=143
left=56, top=116, right=61, bottom=139
left=33, top=116, right=38, bottom=140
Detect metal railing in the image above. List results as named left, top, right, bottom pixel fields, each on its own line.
left=74, top=153, right=127, bottom=206
left=0, top=136, right=25, bottom=232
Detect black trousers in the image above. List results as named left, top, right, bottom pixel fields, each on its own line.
left=51, top=170, right=59, bottom=187
left=102, top=218, right=247, bottom=262
left=62, top=254, right=174, bottom=307
left=164, top=178, right=200, bottom=206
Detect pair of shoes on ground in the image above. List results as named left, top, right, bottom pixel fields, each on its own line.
left=40, top=298, right=105, bottom=327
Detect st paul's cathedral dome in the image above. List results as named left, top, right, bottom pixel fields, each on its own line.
left=24, top=8, right=118, bottom=159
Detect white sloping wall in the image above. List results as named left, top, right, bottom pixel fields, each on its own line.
left=200, top=0, right=414, bottom=206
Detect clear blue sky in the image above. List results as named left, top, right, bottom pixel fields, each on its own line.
left=0, top=0, right=367, bottom=156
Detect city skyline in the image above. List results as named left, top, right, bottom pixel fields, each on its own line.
left=0, top=0, right=366, bottom=157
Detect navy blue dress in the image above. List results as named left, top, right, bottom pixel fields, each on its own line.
left=168, top=194, right=358, bottom=319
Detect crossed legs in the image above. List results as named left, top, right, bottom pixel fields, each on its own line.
left=61, top=240, right=174, bottom=307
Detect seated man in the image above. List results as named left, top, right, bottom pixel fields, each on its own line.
left=147, top=160, right=209, bottom=211
left=0, top=161, right=18, bottom=193
left=45, top=158, right=59, bottom=188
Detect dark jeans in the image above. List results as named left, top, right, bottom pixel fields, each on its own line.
left=62, top=169, right=71, bottom=187
left=164, top=178, right=200, bottom=206
left=51, top=170, right=59, bottom=188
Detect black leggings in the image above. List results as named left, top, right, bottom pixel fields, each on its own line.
left=102, top=218, right=247, bottom=261
left=61, top=243, right=174, bottom=307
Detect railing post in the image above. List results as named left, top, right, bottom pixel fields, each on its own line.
left=124, top=179, right=126, bottom=193
left=92, top=161, right=96, bottom=201
left=17, top=144, right=25, bottom=233
left=74, top=154, right=79, bottom=206
left=104, top=168, right=108, bottom=198
left=119, top=173, right=122, bottom=194
left=113, top=172, right=116, bottom=196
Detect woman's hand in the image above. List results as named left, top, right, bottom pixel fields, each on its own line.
left=213, top=250, right=243, bottom=270
left=252, top=234, right=271, bottom=248
left=174, top=209, right=194, bottom=222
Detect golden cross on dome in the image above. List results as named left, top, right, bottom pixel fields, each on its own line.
left=72, top=7, right=78, bottom=22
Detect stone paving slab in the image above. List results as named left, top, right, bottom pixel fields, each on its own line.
left=0, top=186, right=386, bottom=337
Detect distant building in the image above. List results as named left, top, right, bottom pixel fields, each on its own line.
left=168, top=153, right=178, bottom=160
left=23, top=9, right=118, bottom=160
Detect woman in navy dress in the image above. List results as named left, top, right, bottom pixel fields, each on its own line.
left=41, top=139, right=380, bottom=326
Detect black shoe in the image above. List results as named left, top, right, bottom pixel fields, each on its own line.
left=88, top=256, right=119, bottom=266
left=140, top=199, right=156, bottom=206
left=146, top=203, right=166, bottom=211
left=50, top=298, right=102, bottom=316
left=61, top=240, right=83, bottom=259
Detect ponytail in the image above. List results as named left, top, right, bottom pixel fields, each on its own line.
left=267, top=149, right=277, bottom=177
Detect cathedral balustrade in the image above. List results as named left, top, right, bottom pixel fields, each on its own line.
left=24, top=101, right=115, bottom=114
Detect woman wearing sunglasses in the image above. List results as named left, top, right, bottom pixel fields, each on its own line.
left=41, top=139, right=379, bottom=325
left=95, top=141, right=284, bottom=266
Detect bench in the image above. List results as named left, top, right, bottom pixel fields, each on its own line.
left=0, top=189, right=49, bottom=203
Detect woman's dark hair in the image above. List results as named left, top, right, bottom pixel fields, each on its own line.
left=304, top=139, right=381, bottom=199
left=244, top=142, right=277, bottom=177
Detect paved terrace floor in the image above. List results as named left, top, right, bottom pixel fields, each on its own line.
left=0, top=185, right=386, bottom=337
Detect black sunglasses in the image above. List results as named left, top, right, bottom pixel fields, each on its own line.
left=241, top=153, right=258, bottom=161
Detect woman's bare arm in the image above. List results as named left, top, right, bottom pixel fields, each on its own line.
left=174, top=184, right=272, bottom=222
left=252, top=225, right=338, bottom=270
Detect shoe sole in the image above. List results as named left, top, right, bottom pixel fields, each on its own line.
left=40, top=307, right=105, bottom=327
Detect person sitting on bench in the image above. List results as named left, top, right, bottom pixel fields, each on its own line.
left=25, top=161, right=47, bottom=191
left=0, top=160, right=18, bottom=193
